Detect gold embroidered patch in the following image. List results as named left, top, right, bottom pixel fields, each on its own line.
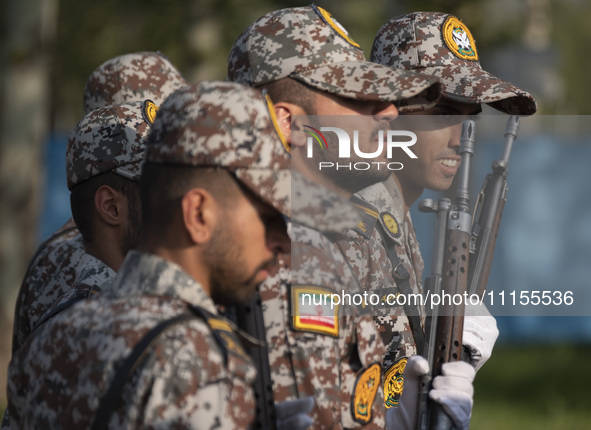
left=142, top=99, right=159, bottom=125
left=441, top=15, right=478, bottom=61
left=380, top=212, right=401, bottom=239
left=352, top=363, right=382, bottom=424
left=313, top=5, right=360, bottom=48
left=291, top=285, right=339, bottom=337
left=208, top=317, right=249, bottom=360
left=264, top=92, right=290, bottom=153
left=384, top=357, right=408, bottom=408
left=207, top=318, right=233, bottom=332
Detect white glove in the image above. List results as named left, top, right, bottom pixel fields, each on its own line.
left=463, top=302, right=499, bottom=371
left=386, top=355, right=429, bottom=430
left=430, top=361, right=476, bottom=430
left=275, top=396, right=314, bottom=430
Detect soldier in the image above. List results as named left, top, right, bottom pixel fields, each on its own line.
left=228, top=5, right=444, bottom=428
left=1, top=100, right=155, bottom=430
left=343, top=12, right=537, bottom=429
left=6, top=81, right=294, bottom=429
left=11, top=51, right=186, bottom=354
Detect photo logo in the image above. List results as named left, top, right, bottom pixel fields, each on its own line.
left=303, top=125, right=329, bottom=150
left=303, top=125, right=418, bottom=171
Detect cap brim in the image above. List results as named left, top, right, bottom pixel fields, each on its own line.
left=234, top=168, right=361, bottom=234
left=291, top=60, right=440, bottom=110
left=420, top=64, right=537, bottom=115
left=235, top=168, right=291, bottom=218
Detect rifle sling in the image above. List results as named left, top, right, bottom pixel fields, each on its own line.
left=375, top=222, right=425, bottom=356
left=90, top=309, right=209, bottom=430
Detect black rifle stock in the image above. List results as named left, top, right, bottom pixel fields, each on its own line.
left=468, top=116, right=520, bottom=297
left=417, top=120, right=476, bottom=430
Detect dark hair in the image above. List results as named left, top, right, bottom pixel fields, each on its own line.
left=70, top=171, right=139, bottom=245
left=259, top=77, right=317, bottom=114
left=139, top=163, right=242, bottom=238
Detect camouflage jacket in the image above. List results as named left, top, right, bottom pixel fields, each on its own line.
left=258, top=184, right=387, bottom=429
left=338, top=177, right=425, bottom=409
left=11, top=218, right=85, bottom=354
left=7, top=250, right=257, bottom=429
left=32, top=252, right=116, bottom=331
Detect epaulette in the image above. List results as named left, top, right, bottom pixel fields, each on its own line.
left=349, top=195, right=380, bottom=240
left=190, top=305, right=251, bottom=364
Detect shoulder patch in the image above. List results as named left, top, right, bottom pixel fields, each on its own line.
left=384, top=357, right=408, bottom=408
left=350, top=196, right=380, bottom=240
left=290, top=285, right=339, bottom=337
left=206, top=316, right=249, bottom=361
left=379, top=211, right=401, bottom=239
left=352, top=363, right=382, bottom=424
left=441, top=15, right=478, bottom=61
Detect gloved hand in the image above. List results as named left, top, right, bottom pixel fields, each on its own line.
left=463, top=302, right=499, bottom=371
left=430, top=361, right=476, bottom=430
left=275, top=396, right=314, bottom=430
left=386, top=356, right=477, bottom=430
left=386, top=355, right=429, bottom=430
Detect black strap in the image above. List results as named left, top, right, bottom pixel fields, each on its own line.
left=90, top=312, right=201, bottom=430
left=375, top=222, right=426, bottom=356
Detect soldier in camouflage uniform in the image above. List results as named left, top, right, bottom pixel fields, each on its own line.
left=342, top=12, right=538, bottom=429
left=228, top=5, right=443, bottom=429
left=36, top=101, right=155, bottom=325
left=1, top=101, right=155, bottom=429
left=11, top=52, right=186, bottom=354
left=5, top=81, right=295, bottom=429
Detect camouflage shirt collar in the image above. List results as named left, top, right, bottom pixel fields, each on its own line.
left=109, top=250, right=217, bottom=314
left=74, top=252, right=117, bottom=291
left=356, top=177, right=406, bottom=223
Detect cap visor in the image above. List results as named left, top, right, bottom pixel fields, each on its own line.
left=235, top=168, right=361, bottom=234
left=235, top=168, right=291, bottom=218
left=420, top=64, right=537, bottom=115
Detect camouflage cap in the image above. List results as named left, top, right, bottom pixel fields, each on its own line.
left=83, top=51, right=187, bottom=114
left=66, top=100, right=155, bottom=190
left=146, top=81, right=292, bottom=217
left=228, top=5, right=440, bottom=110
left=371, top=12, right=537, bottom=115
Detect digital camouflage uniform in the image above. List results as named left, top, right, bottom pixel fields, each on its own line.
left=260, top=180, right=387, bottom=428
left=7, top=251, right=257, bottom=429
left=227, top=6, right=441, bottom=428
left=11, top=52, right=186, bottom=354
left=7, top=81, right=295, bottom=429
left=340, top=177, right=425, bottom=409
left=32, top=252, right=116, bottom=331
left=11, top=219, right=84, bottom=354
left=344, top=11, right=538, bottom=411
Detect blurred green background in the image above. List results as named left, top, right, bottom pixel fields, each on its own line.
left=1, top=0, right=591, bottom=427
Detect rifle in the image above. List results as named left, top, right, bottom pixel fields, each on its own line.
left=416, top=119, right=476, bottom=430
left=234, top=292, right=278, bottom=430
left=468, top=116, right=520, bottom=297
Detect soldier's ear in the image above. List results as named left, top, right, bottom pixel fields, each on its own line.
left=273, top=102, right=308, bottom=148
left=181, top=188, right=215, bottom=245
left=94, top=185, right=124, bottom=227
